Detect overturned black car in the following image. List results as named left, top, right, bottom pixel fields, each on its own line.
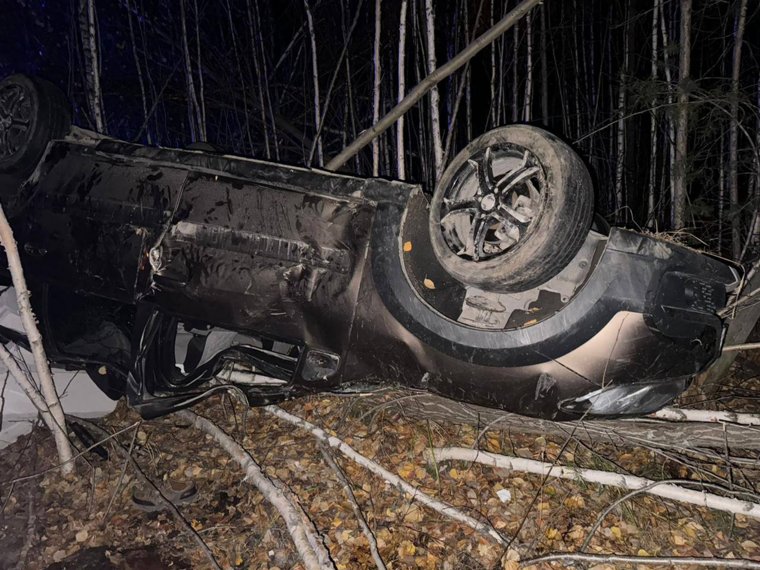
left=0, top=74, right=742, bottom=420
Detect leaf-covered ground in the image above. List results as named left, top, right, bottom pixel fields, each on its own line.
left=2, top=389, right=760, bottom=570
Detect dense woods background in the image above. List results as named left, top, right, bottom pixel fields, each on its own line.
left=2, top=0, right=759, bottom=257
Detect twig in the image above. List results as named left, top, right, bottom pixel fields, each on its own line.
left=101, top=420, right=142, bottom=527
left=428, top=447, right=760, bottom=520
left=176, top=410, right=334, bottom=570
left=318, top=443, right=386, bottom=570
left=523, top=552, right=760, bottom=568
left=263, top=405, right=508, bottom=546
left=74, top=417, right=222, bottom=570
left=652, top=407, right=760, bottom=426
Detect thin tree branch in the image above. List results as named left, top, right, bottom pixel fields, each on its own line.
left=428, top=447, right=760, bottom=520
left=264, top=405, right=508, bottom=546
left=177, top=410, right=335, bottom=570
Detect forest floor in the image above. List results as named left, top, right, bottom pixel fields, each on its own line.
left=2, top=368, right=760, bottom=570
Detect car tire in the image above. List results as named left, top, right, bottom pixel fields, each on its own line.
left=0, top=74, right=71, bottom=177
left=429, top=125, right=594, bottom=292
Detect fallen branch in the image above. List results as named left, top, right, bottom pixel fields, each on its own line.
left=651, top=407, right=760, bottom=426
left=428, top=447, right=760, bottom=520
left=74, top=417, right=222, bottom=570
left=176, top=410, right=334, bottom=570
left=263, top=405, right=508, bottom=546
left=523, top=552, right=760, bottom=568
left=319, top=443, right=386, bottom=570
left=0, top=204, right=73, bottom=473
left=324, top=0, right=541, bottom=171
left=353, top=391, right=760, bottom=450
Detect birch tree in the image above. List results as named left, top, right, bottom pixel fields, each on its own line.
left=192, top=0, right=207, bottom=141
left=673, top=0, right=692, bottom=229
left=729, top=0, right=748, bottom=258
left=396, top=0, right=408, bottom=179
left=522, top=9, right=533, bottom=122
left=614, top=2, right=629, bottom=223
left=423, top=0, right=444, bottom=182
left=180, top=0, right=202, bottom=142
left=372, top=0, right=382, bottom=176
left=304, top=0, right=323, bottom=166
left=646, top=0, right=659, bottom=228
left=125, top=0, right=151, bottom=144
left=79, top=0, right=106, bottom=133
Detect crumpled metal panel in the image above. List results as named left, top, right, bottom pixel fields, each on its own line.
left=148, top=169, right=377, bottom=380
left=11, top=141, right=185, bottom=302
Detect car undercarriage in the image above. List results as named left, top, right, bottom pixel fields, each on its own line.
left=0, top=74, right=743, bottom=420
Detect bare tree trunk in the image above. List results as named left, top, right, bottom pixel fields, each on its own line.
left=79, top=0, right=106, bottom=133
left=540, top=2, right=548, bottom=125
left=522, top=9, right=533, bottom=122
left=729, top=0, right=748, bottom=258
left=303, top=0, right=323, bottom=166
left=226, top=0, right=254, bottom=153
left=424, top=0, right=444, bottom=182
left=673, top=0, right=692, bottom=229
left=659, top=0, right=676, bottom=227
left=397, top=0, right=408, bottom=179
left=0, top=205, right=74, bottom=474
left=251, top=0, right=279, bottom=160
left=372, top=0, right=382, bottom=176
left=512, top=22, right=519, bottom=123
left=125, top=0, right=150, bottom=144
left=646, top=0, right=659, bottom=229
left=489, top=0, right=496, bottom=127
left=192, top=0, right=207, bottom=141
left=614, top=3, right=629, bottom=223
left=245, top=0, right=271, bottom=158
left=719, top=132, right=726, bottom=252
left=180, top=0, right=201, bottom=142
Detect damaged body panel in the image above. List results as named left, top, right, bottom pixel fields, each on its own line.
left=0, top=75, right=742, bottom=420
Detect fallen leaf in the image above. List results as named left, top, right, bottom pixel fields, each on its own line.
left=398, top=540, right=417, bottom=558
left=423, top=278, right=435, bottom=289
left=403, top=241, right=413, bottom=252
left=564, top=495, right=586, bottom=509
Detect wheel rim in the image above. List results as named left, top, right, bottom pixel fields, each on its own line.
left=0, top=83, right=33, bottom=160
left=438, top=143, right=546, bottom=262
